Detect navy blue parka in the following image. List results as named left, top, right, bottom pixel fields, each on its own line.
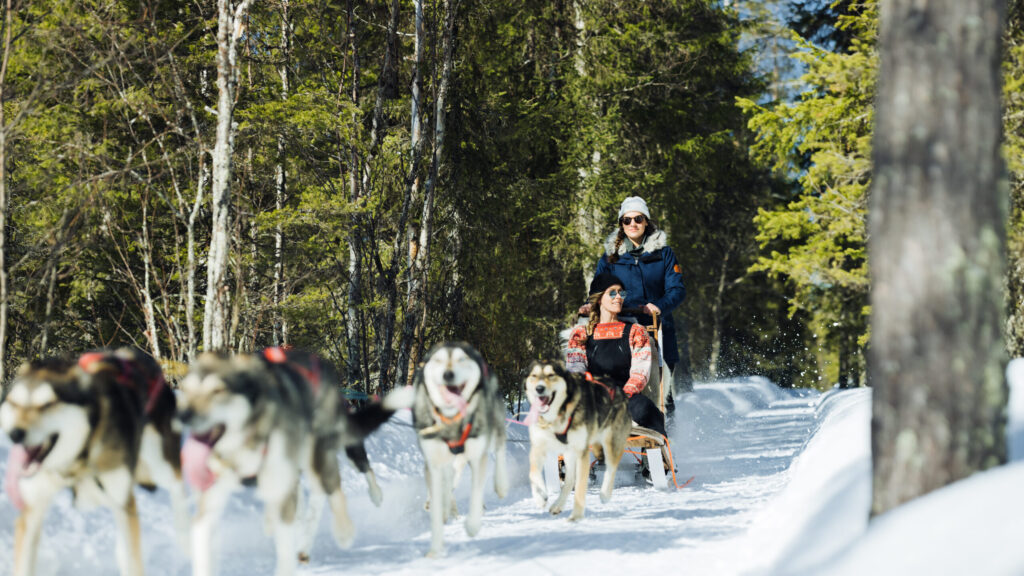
left=594, top=229, right=686, bottom=366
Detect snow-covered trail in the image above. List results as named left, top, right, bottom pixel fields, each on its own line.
left=0, top=379, right=858, bottom=576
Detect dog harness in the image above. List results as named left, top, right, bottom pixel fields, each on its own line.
left=554, top=412, right=574, bottom=444
left=428, top=402, right=475, bottom=454
left=261, top=346, right=322, bottom=396
left=77, top=351, right=166, bottom=415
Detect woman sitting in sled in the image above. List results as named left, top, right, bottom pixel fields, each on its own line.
left=565, top=272, right=666, bottom=438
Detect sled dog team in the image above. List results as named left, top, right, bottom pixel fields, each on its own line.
left=0, top=343, right=635, bottom=575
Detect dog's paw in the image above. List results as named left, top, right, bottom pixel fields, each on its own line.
left=568, top=511, right=584, bottom=523
left=548, top=504, right=563, bottom=516
left=465, top=516, right=481, bottom=537
left=533, top=495, right=548, bottom=509
left=495, top=477, right=509, bottom=499
left=426, top=546, right=446, bottom=558
left=368, top=483, right=383, bottom=507
left=600, top=490, right=613, bottom=503
left=332, top=519, right=356, bottom=549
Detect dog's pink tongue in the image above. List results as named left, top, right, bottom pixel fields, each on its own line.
left=441, top=387, right=468, bottom=413
left=181, top=437, right=217, bottom=492
left=4, top=445, right=28, bottom=510
left=523, top=402, right=541, bottom=426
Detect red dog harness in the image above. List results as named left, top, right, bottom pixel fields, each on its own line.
left=77, top=352, right=166, bottom=415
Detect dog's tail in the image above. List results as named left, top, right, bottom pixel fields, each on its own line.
left=343, top=386, right=415, bottom=441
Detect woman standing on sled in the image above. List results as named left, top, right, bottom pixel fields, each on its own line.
left=580, top=196, right=686, bottom=411
left=567, top=272, right=666, bottom=438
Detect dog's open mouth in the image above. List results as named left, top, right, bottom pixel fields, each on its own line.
left=444, top=383, right=465, bottom=396
left=535, top=392, right=556, bottom=413
left=21, top=434, right=58, bottom=476
left=190, top=424, right=225, bottom=448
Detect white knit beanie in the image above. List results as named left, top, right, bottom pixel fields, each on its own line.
left=617, top=196, right=651, bottom=219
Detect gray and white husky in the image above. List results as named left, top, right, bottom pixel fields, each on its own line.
left=176, top=348, right=403, bottom=576
left=404, top=342, right=509, bottom=557
left=1, top=349, right=187, bottom=576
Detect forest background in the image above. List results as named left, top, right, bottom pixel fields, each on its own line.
left=0, top=0, right=1021, bottom=401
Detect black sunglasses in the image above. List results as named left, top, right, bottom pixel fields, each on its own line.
left=620, top=214, right=646, bottom=226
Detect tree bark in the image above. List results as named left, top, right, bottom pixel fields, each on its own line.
left=204, top=0, right=253, bottom=352
left=708, top=242, right=732, bottom=379
left=870, top=0, right=1008, bottom=515
left=273, top=0, right=291, bottom=347
left=395, top=0, right=428, bottom=387
left=344, top=0, right=367, bottom=390
left=0, top=0, right=13, bottom=386
left=406, top=0, right=459, bottom=381
left=141, top=195, right=162, bottom=358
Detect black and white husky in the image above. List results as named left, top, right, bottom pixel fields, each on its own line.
left=176, top=348, right=402, bottom=576
left=406, top=342, right=509, bottom=557
left=0, top=349, right=187, bottom=576
left=524, top=359, right=632, bottom=521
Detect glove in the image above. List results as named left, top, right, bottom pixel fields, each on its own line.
left=623, top=383, right=639, bottom=398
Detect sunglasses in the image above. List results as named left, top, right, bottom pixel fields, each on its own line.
left=620, top=214, right=646, bottom=226
left=606, top=289, right=627, bottom=300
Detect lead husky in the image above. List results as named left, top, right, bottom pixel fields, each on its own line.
left=0, top=349, right=187, bottom=576
left=176, top=348, right=401, bottom=576
left=407, top=342, right=509, bottom=557
left=524, top=359, right=632, bottom=521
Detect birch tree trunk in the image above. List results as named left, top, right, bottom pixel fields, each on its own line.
left=273, top=0, right=290, bottom=347
left=403, top=0, right=459, bottom=382
left=39, top=259, right=56, bottom=355
left=187, top=160, right=207, bottom=361
left=0, top=0, right=13, bottom=386
left=571, top=1, right=605, bottom=291
left=870, top=0, right=1008, bottom=515
left=204, top=0, right=253, bottom=352
left=343, top=0, right=367, bottom=390
left=394, top=0, right=427, bottom=387
left=141, top=196, right=162, bottom=358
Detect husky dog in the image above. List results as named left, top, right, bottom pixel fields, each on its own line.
left=176, top=347, right=400, bottom=576
left=407, top=342, right=509, bottom=557
left=524, top=360, right=632, bottom=521
left=0, top=348, right=187, bottom=576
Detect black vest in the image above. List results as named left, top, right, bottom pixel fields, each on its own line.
left=585, top=322, right=632, bottom=390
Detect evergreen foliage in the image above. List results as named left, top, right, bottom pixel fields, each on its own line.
left=738, top=0, right=875, bottom=388
left=4, top=0, right=1017, bottom=400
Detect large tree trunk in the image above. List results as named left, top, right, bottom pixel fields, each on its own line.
left=204, top=0, right=252, bottom=352
left=870, top=0, right=1008, bottom=516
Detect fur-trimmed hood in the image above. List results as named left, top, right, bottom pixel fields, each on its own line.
left=603, top=229, right=668, bottom=256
